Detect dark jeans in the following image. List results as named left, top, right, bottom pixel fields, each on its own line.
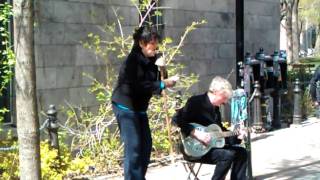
left=112, top=105, right=152, bottom=180
left=198, top=146, right=248, bottom=180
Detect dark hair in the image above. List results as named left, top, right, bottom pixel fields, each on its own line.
left=132, top=25, right=160, bottom=50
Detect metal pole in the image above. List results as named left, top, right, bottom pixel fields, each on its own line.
left=292, top=79, right=302, bottom=125
left=253, top=81, right=263, bottom=132
left=46, top=104, right=60, bottom=151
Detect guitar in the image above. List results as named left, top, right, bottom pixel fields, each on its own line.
left=182, top=123, right=249, bottom=158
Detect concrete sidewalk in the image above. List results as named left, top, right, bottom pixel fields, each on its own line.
left=100, top=117, right=320, bottom=180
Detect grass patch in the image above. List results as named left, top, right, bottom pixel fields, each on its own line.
left=299, top=56, right=320, bottom=64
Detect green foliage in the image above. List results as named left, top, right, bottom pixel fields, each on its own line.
left=0, top=3, right=15, bottom=96
left=40, top=141, right=94, bottom=180
left=0, top=140, right=94, bottom=180
left=0, top=131, right=19, bottom=180
left=300, top=0, right=320, bottom=25
left=0, top=4, right=16, bottom=178
left=286, top=65, right=315, bottom=118
left=61, top=103, right=123, bottom=173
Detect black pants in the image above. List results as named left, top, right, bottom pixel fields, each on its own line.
left=197, top=146, right=248, bottom=180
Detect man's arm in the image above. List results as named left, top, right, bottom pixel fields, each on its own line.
left=174, top=98, right=195, bottom=136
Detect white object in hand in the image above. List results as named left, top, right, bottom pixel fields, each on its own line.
left=169, top=75, right=179, bottom=82
left=155, top=56, right=166, bottom=67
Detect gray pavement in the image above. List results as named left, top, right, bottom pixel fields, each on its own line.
left=99, top=117, right=320, bottom=180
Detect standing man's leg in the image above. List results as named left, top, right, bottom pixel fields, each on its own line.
left=140, top=113, right=152, bottom=177
left=113, top=106, right=144, bottom=180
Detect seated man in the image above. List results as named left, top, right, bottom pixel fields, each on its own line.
left=174, top=76, right=248, bottom=180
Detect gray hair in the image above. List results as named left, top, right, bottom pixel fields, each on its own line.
left=208, top=76, right=233, bottom=98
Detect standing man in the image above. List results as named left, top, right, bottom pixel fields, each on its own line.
left=111, top=25, right=178, bottom=180
left=175, top=76, right=248, bottom=180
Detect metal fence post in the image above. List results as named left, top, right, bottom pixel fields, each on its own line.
left=292, top=79, right=302, bottom=125
left=252, top=81, right=263, bottom=132
left=46, top=105, right=60, bottom=151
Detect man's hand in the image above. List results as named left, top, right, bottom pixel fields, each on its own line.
left=237, top=128, right=247, bottom=140
left=191, top=129, right=211, bottom=146
left=163, top=75, right=179, bottom=88
left=314, top=101, right=319, bottom=106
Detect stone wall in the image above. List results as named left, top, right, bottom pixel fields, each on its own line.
left=244, top=0, right=280, bottom=55
left=162, top=0, right=237, bottom=93
left=33, top=0, right=280, bottom=120
left=35, top=0, right=136, bottom=117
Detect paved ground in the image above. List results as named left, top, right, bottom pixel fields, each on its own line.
left=97, top=117, right=320, bottom=180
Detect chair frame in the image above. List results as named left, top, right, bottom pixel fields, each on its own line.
left=181, top=160, right=203, bottom=180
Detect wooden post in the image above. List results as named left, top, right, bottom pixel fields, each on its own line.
left=159, top=65, right=174, bottom=163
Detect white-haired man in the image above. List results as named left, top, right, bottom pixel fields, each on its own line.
left=175, top=76, right=248, bottom=180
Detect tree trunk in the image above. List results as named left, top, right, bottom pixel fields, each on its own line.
left=13, top=0, right=41, bottom=179
left=286, top=1, right=293, bottom=64
left=292, top=0, right=300, bottom=63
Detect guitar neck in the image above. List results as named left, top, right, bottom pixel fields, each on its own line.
left=221, top=131, right=239, bottom=138
left=221, top=128, right=249, bottom=138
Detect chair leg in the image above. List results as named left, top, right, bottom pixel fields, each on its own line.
left=182, top=161, right=202, bottom=180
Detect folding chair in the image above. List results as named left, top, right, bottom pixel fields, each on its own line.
left=172, top=106, right=204, bottom=180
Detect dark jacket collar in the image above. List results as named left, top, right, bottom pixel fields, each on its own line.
left=203, top=92, right=217, bottom=111
left=131, top=46, right=156, bottom=66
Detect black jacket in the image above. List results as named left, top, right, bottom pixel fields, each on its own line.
left=112, top=47, right=162, bottom=111
left=174, top=93, right=240, bottom=145
left=310, top=65, right=320, bottom=102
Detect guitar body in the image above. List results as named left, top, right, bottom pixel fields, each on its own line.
left=182, top=123, right=226, bottom=158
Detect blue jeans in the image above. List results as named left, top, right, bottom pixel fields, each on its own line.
left=112, top=105, right=152, bottom=180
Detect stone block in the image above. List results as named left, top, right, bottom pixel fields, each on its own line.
left=218, top=44, right=236, bottom=59
left=63, top=23, right=105, bottom=44
left=67, top=0, right=108, bottom=4
left=37, top=88, right=70, bottom=114
left=161, top=0, right=181, bottom=9
left=213, top=28, right=236, bottom=43
left=211, top=0, right=235, bottom=13
left=108, top=0, right=134, bottom=6
left=177, top=0, right=195, bottom=10
left=36, top=22, right=65, bottom=45
left=81, top=65, right=107, bottom=86
left=209, top=58, right=235, bottom=75
left=194, top=0, right=213, bottom=12
left=245, top=1, right=277, bottom=16
left=106, top=6, right=139, bottom=27
left=245, top=15, right=275, bottom=30
left=36, top=67, right=57, bottom=90
left=171, top=10, right=188, bottom=27
left=182, top=43, right=218, bottom=61
left=184, top=11, right=206, bottom=25
left=204, top=12, right=235, bottom=28
left=69, top=87, right=98, bottom=107
left=188, top=59, right=212, bottom=76
left=75, top=45, right=105, bottom=66
left=37, top=1, right=55, bottom=22
left=55, top=66, right=82, bottom=88
left=163, top=27, right=185, bottom=42
left=35, top=45, right=76, bottom=67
